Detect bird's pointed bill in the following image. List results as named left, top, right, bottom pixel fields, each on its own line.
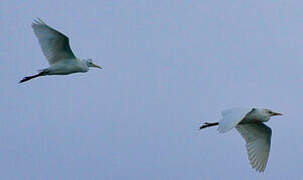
left=272, top=112, right=283, bottom=116
left=92, top=63, right=102, bottom=69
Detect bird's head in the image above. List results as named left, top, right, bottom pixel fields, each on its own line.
left=263, top=109, right=283, bottom=117
left=84, top=59, right=102, bottom=69
left=250, top=108, right=283, bottom=121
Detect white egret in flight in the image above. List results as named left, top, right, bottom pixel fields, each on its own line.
left=200, top=107, right=282, bottom=172
left=20, top=19, right=102, bottom=83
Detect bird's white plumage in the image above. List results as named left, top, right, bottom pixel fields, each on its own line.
left=32, top=19, right=76, bottom=65
left=199, top=107, right=281, bottom=172
left=218, top=107, right=252, bottom=133
left=19, top=19, right=102, bottom=83
left=236, top=123, right=272, bottom=172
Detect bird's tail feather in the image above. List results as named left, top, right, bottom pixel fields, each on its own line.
left=37, top=68, right=47, bottom=73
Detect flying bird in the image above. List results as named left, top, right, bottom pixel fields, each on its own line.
left=19, top=19, right=102, bottom=83
left=200, top=107, right=282, bottom=172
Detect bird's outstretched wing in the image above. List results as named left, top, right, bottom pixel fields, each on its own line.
left=32, top=18, right=76, bottom=65
left=236, top=123, right=272, bottom=172
left=218, top=107, right=252, bottom=133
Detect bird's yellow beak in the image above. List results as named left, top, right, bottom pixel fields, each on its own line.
left=272, top=112, right=283, bottom=116
left=92, top=63, right=102, bottom=69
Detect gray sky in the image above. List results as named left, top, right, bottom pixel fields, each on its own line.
left=2, top=1, right=303, bottom=179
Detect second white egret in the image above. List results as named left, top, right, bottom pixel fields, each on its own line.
left=20, top=19, right=102, bottom=83
left=200, top=107, right=282, bottom=172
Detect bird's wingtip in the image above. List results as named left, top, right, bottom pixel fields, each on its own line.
left=32, top=18, right=46, bottom=26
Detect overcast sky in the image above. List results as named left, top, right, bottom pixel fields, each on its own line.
left=2, top=1, right=303, bottom=179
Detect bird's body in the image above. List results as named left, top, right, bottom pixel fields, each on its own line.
left=200, top=107, right=282, bottom=172
left=42, top=58, right=89, bottom=75
left=20, top=19, right=101, bottom=83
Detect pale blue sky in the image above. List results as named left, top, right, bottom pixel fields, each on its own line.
left=1, top=1, right=303, bottom=179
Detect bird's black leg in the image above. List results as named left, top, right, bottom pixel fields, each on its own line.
left=200, top=122, right=219, bottom=130
left=19, top=71, right=45, bottom=83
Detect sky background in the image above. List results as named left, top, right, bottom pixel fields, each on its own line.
left=1, top=1, right=303, bottom=179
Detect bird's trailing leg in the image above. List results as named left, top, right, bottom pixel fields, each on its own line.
left=200, top=122, right=219, bottom=130
left=19, top=71, right=46, bottom=83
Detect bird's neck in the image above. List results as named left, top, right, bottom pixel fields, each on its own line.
left=247, top=109, right=270, bottom=122
left=79, top=59, right=89, bottom=72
